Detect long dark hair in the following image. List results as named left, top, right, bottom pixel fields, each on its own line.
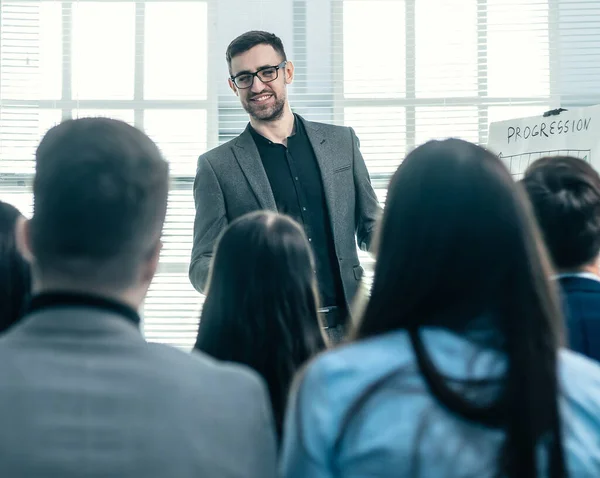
left=0, top=201, right=31, bottom=332
left=194, top=211, right=326, bottom=439
left=354, top=139, right=566, bottom=477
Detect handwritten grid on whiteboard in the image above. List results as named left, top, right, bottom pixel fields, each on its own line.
left=499, top=149, right=592, bottom=180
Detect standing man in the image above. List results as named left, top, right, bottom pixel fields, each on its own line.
left=190, top=31, right=381, bottom=338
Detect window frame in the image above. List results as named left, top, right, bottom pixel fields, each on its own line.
left=332, top=0, right=559, bottom=162
left=0, top=0, right=217, bottom=333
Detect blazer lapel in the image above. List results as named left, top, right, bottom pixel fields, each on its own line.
left=233, top=126, right=277, bottom=211
left=302, top=117, right=339, bottom=238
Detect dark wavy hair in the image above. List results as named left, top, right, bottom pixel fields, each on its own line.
left=0, top=201, right=31, bottom=332
left=194, top=211, right=326, bottom=440
left=522, top=155, right=600, bottom=271
left=354, top=139, right=567, bottom=477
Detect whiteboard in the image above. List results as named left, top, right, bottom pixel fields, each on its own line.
left=487, top=105, right=600, bottom=180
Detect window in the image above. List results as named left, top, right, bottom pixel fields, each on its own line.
left=3, top=0, right=599, bottom=350
left=0, top=0, right=212, bottom=349
left=339, top=0, right=552, bottom=176
left=337, top=0, right=565, bottom=282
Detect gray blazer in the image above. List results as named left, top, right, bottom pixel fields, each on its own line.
left=189, top=116, right=382, bottom=306
left=0, top=307, right=278, bottom=477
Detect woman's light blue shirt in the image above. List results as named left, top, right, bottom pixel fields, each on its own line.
left=280, top=328, right=600, bottom=477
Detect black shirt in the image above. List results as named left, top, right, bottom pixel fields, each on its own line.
left=27, top=292, right=141, bottom=327
left=249, top=116, right=344, bottom=307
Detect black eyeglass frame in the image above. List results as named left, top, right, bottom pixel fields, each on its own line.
left=230, top=61, right=288, bottom=89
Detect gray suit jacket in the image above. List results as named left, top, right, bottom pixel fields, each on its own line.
left=189, top=116, right=382, bottom=306
left=0, top=307, right=278, bottom=477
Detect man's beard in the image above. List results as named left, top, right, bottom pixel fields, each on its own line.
left=242, top=92, right=286, bottom=122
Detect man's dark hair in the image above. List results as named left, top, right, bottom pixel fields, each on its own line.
left=31, top=117, right=169, bottom=288
left=226, top=30, right=287, bottom=72
left=521, top=156, right=600, bottom=270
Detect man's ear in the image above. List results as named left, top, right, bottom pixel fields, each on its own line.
left=284, top=61, right=294, bottom=84
left=15, top=217, right=34, bottom=264
left=228, top=78, right=239, bottom=97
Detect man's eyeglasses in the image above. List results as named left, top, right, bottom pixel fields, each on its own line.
left=230, top=61, right=287, bottom=89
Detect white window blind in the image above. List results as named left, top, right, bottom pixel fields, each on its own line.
left=2, top=0, right=600, bottom=350
left=339, top=0, right=553, bottom=198
left=0, top=0, right=213, bottom=350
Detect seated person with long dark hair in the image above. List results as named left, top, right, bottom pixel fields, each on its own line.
left=195, top=211, right=327, bottom=440
left=280, top=139, right=600, bottom=477
left=0, top=201, right=31, bottom=332
left=522, top=156, right=600, bottom=362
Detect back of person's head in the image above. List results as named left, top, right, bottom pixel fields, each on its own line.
left=17, top=118, right=169, bottom=305
left=521, top=156, right=600, bottom=272
left=355, top=139, right=566, bottom=477
left=197, top=211, right=326, bottom=437
left=0, top=201, right=31, bottom=331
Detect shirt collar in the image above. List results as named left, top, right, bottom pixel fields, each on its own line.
left=553, top=272, right=600, bottom=283
left=26, top=291, right=141, bottom=327
left=248, top=114, right=301, bottom=146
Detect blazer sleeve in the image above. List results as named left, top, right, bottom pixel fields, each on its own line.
left=350, top=127, right=382, bottom=252
left=189, top=154, right=228, bottom=293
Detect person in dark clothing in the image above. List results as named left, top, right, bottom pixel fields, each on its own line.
left=189, top=31, right=382, bottom=342
left=522, top=155, right=600, bottom=361
left=0, top=200, right=30, bottom=332
left=195, top=211, right=327, bottom=441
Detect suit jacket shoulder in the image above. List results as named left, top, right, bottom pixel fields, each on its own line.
left=197, top=135, right=240, bottom=168
left=0, top=309, right=278, bottom=477
left=197, top=118, right=353, bottom=171
left=558, top=276, right=600, bottom=362
left=301, top=118, right=353, bottom=136
left=147, top=340, right=268, bottom=396
left=559, top=276, right=600, bottom=294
